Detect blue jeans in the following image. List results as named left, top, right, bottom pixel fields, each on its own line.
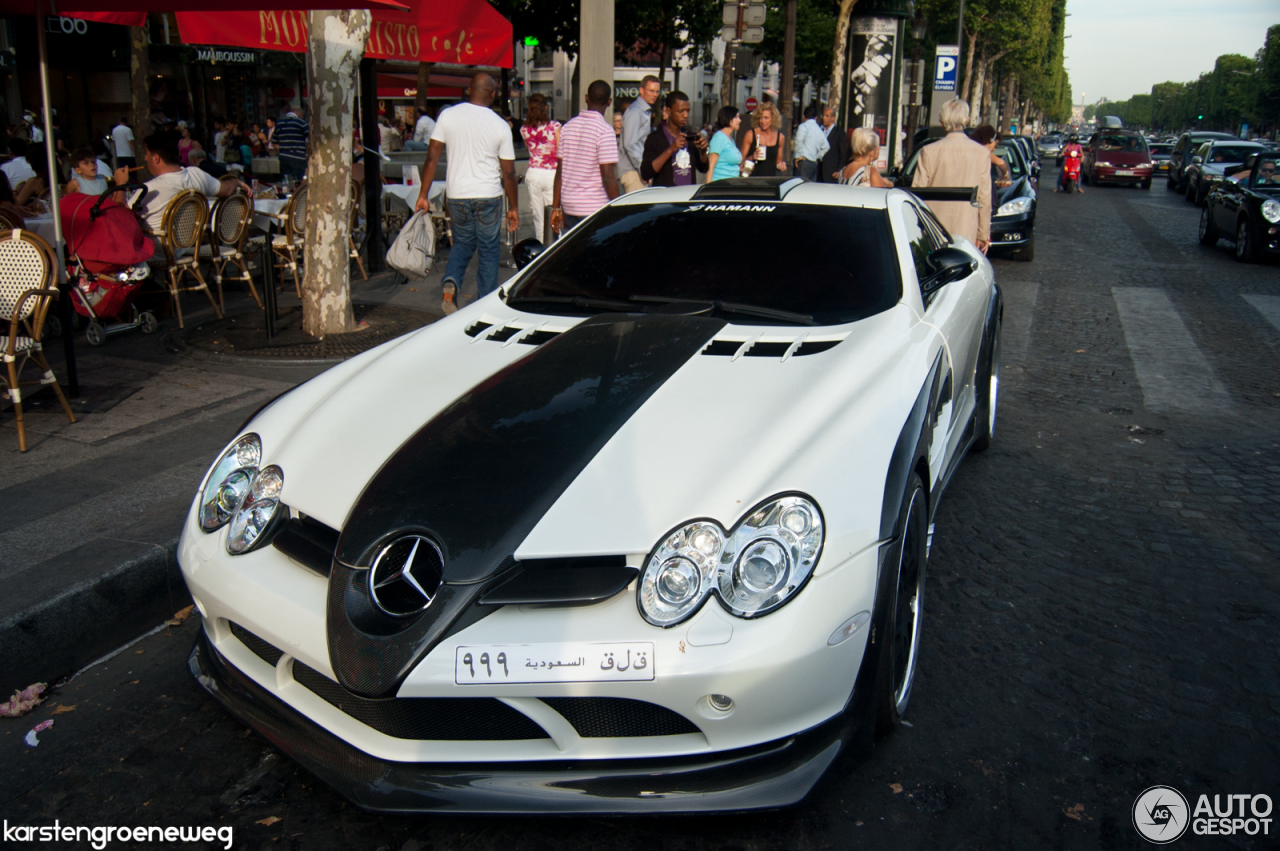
left=403, top=140, right=430, bottom=151
left=797, top=160, right=818, bottom=182
left=443, top=196, right=503, bottom=299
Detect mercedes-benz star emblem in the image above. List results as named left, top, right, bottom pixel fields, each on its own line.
left=368, top=535, right=444, bottom=617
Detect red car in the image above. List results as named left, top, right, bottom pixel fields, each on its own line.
left=1084, top=129, right=1154, bottom=189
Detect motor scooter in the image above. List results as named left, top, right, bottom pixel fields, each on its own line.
left=1061, top=149, right=1082, bottom=194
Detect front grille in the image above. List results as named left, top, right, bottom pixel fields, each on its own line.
left=291, top=661, right=551, bottom=741
left=272, top=516, right=339, bottom=576
left=229, top=622, right=284, bottom=667
left=540, top=697, right=701, bottom=738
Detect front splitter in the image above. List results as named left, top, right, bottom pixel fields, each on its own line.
left=188, top=630, right=851, bottom=814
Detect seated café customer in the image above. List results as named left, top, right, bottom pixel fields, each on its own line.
left=14, top=144, right=51, bottom=210
left=189, top=149, right=228, bottom=178
left=0, top=173, right=28, bottom=225
left=1, top=137, right=35, bottom=187
left=115, top=130, right=250, bottom=248
left=66, top=148, right=109, bottom=196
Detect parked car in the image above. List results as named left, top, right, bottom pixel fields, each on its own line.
left=1167, top=131, right=1238, bottom=193
left=903, top=137, right=1037, bottom=261
left=1200, top=152, right=1280, bottom=263
left=1002, top=135, right=1041, bottom=183
left=1149, top=142, right=1174, bottom=175
left=182, top=177, right=1004, bottom=814
left=1038, top=134, right=1063, bottom=158
left=1083, top=129, right=1154, bottom=188
left=1182, top=140, right=1270, bottom=206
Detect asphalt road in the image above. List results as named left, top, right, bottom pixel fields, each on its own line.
left=3, top=175, right=1279, bottom=851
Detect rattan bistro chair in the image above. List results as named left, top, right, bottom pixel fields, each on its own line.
left=200, top=193, right=265, bottom=310
left=146, top=190, right=220, bottom=328
left=271, top=183, right=308, bottom=298
left=0, top=229, right=76, bottom=451
left=0, top=207, right=25, bottom=230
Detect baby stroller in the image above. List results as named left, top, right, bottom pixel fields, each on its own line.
left=60, top=184, right=159, bottom=345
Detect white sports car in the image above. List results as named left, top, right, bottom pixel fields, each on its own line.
left=183, top=178, right=1002, bottom=814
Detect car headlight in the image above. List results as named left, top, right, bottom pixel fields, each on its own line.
left=1263, top=200, right=1280, bottom=224
left=638, top=495, right=824, bottom=627
left=1095, top=161, right=1112, bottom=168
left=199, top=434, right=261, bottom=531
left=997, top=197, right=1033, bottom=216
left=226, top=466, right=285, bottom=554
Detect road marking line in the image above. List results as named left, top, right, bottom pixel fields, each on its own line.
left=1111, top=287, right=1232, bottom=415
left=1242, top=294, right=1280, bottom=334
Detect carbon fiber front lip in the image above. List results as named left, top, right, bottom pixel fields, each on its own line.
left=188, top=630, right=849, bottom=814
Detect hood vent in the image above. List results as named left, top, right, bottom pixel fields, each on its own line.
left=701, top=335, right=846, bottom=360
left=465, top=321, right=563, bottom=347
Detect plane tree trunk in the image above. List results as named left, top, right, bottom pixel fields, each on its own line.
left=301, top=9, right=371, bottom=338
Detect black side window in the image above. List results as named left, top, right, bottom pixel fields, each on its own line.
left=901, top=204, right=934, bottom=300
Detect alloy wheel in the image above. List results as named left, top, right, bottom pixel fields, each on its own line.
left=892, top=488, right=926, bottom=716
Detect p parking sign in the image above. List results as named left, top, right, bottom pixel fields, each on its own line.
left=933, top=45, right=959, bottom=93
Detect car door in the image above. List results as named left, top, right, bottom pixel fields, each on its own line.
left=1216, top=154, right=1254, bottom=232
left=1171, top=134, right=1188, bottom=180
left=898, top=199, right=987, bottom=470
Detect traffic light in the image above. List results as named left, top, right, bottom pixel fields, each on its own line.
left=1198, top=114, right=1204, bottom=120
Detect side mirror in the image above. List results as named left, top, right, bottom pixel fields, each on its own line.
left=1192, top=155, right=1203, bottom=165
left=922, top=246, right=977, bottom=296
left=513, top=238, right=546, bottom=270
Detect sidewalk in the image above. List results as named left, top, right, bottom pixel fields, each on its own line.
left=0, top=201, right=527, bottom=692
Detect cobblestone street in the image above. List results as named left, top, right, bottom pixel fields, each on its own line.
left=2, top=180, right=1278, bottom=850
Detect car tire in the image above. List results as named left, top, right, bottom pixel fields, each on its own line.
left=1012, top=233, right=1035, bottom=262
left=1198, top=207, right=1218, bottom=247
left=972, top=316, right=1002, bottom=452
left=1166, top=174, right=1177, bottom=191
left=1186, top=178, right=1197, bottom=202
left=1141, top=180, right=1151, bottom=190
left=1236, top=217, right=1257, bottom=264
left=873, top=471, right=928, bottom=736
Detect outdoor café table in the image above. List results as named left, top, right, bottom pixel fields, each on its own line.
left=383, top=180, right=445, bottom=212
left=252, top=198, right=289, bottom=233
left=23, top=213, right=57, bottom=246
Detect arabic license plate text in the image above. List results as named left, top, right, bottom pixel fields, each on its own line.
left=454, top=642, right=655, bottom=684
left=1116, top=170, right=1135, bottom=176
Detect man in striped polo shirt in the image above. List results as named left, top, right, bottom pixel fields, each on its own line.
left=550, top=80, right=620, bottom=234
left=274, top=108, right=308, bottom=181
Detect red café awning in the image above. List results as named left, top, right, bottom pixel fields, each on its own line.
left=175, top=0, right=512, bottom=68
left=0, top=0, right=408, bottom=21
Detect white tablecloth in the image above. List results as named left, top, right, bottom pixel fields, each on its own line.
left=24, top=214, right=57, bottom=246
left=383, top=181, right=445, bottom=212
left=252, top=199, right=289, bottom=232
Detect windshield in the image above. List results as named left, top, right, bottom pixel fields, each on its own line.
left=1096, top=134, right=1147, bottom=152
left=1208, top=145, right=1262, bottom=164
left=1248, top=156, right=1280, bottom=189
left=507, top=203, right=901, bottom=326
left=1149, top=144, right=1173, bottom=155
left=993, top=144, right=1027, bottom=179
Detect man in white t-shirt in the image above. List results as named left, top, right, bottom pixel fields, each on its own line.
left=404, top=107, right=435, bottom=151
left=1, top=138, right=36, bottom=187
left=114, top=130, right=250, bottom=252
left=112, top=118, right=136, bottom=169
left=415, top=72, right=517, bottom=313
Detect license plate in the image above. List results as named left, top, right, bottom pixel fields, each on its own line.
left=1116, top=170, right=1135, bottom=176
left=455, top=642, right=655, bottom=684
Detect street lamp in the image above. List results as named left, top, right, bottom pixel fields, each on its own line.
left=906, top=14, right=928, bottom=159
left=911, top=14, right=927, bottom=40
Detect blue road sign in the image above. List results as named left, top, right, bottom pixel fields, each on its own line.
left=934, top=45, right=959, bottom=93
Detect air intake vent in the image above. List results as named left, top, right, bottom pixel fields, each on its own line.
left=540, top=697, right=701, bottom=737
left=794, top=339, right=842, bottom=356
left=291, top=661, right=552, bottom=741
left=519, top=330, right=561, bottom=346
left=488, top=325, right=523, bottom=342
left=230, top=622, right=284, bottom=667
left=702, top=340, right=743, bottom=356
left=272, top=516, right=339, bottom=576
left=465, top=321, right=493, bottom=337
left=744, top=342, right=791, bottom=358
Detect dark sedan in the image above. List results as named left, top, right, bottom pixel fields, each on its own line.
left=1149, top=143, right=1174, bottom=175
left=1183, top=140, right=1269, bottom=206
left=1200, top=153, right=1280, bottom=263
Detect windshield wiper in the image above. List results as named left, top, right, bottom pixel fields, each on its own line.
left=629, top=294, right=815, bottom=326
left=505, top=294, right=641, bottom=313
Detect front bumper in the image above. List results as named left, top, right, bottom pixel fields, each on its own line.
left=189, top=629, right=852, bottom=814
left=989, top=211, right=1035, bottom=249
left=1092, top=165, right=1152, bottom=184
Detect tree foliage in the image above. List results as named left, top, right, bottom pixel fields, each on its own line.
left=759, top=0, right=839, bottom=86
left=487, top=0, right=580, bottom=56
left=614, top=0, right=722, bottom=67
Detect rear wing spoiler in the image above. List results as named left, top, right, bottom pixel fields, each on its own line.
left=908, top=187, right=981, bottom=207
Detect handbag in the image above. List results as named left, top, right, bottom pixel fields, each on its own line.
left=386, top=209, right=436, bottom=280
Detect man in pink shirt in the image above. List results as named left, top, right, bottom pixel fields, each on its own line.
left=550, top=80, right=620, bottom=234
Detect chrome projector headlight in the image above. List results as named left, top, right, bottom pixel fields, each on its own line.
left=1262, top=200, right=1280, bottom=224
left=638, top=495, right=824, bottom=627
left=198, top=433, right=286, bottom=554
left=996, top=197, right=1033, bottom=216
